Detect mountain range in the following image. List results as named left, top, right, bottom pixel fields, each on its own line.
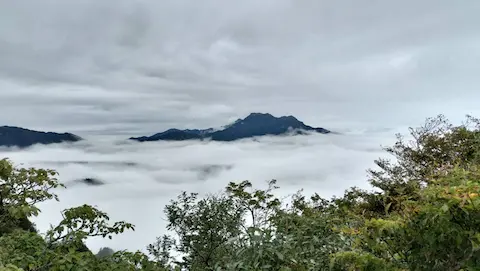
left=0, top=113, right=330, bottom=148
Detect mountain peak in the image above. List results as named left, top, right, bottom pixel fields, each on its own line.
left=130, top=113, right=331, bottom=142
left=246, top=112, right=274, bottom=118
left=242, top=113, right=300, bottom=123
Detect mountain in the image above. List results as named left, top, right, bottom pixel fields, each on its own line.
left=0, top=126, right=82, bottom=148
left=130, top=113, right=331, bottom=142
left=130, top=128, right=204, bottom=142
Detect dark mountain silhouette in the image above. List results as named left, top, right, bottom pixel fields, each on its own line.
left=130, top=113, right=330, bottom=142
left=131, top=128, right=203, bottom=142
left=0, top=126, right=82, bottom=148
left=130, top=127, right=219, bottom=142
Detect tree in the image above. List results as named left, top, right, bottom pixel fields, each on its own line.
left=150, top=180, right=349, bottom=271
left=336, top=115, right=480, bottom=219
left=152, top=190, right=244, bottom=270
left=96, top=247, right=115, bottom=258
left=331, top=166, right=480, bottom=270
left=0, top=158, right=63, bottom=235
left=329, top=115, right=480, bottom=270
left=0, top=159, right=148, bottom=270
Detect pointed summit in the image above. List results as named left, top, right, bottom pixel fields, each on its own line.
left=129, top=113, right=330, bottom=142
left=208, top=113, right=327, bottom=141
left=245, top=112, right=274, bottom=118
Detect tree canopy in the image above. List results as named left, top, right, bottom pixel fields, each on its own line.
left=1, top=114, right=480, bottom=270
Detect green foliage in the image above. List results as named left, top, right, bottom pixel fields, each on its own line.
left=215, top=183, right=346, bottom=270
left=332, top=167, right=480, bottom=270
left=46, top=204, right=135, bottom=246
left=0, top=229, right=46, bottom=270
left=0, top=159, right=148, bottom=270
left=157, top=190, right=244, bottom=270
left=0, top=158, right=63, bottom=235
left=0, top=264, right=23, bottom=271
left=329, top=115, right=480, bottom=270
left=95, top=250, right=167, bottom=271
left=96, top=247, right=115, bottom=258
left=327, top=115, right=480, bottom=224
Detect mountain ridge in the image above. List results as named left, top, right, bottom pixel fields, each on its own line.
left=1, top=113, right=331, bottom=147
left=0, top=126, right=82, bottom=148
left=130, top=113, right=330, bottom=142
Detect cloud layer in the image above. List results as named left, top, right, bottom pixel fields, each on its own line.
left=1, top=0, right=480, bottom=255
left=2, top=130, right=397, bottom=253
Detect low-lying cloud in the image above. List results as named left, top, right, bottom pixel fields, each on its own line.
left=1, top=130, right=400, bottom=254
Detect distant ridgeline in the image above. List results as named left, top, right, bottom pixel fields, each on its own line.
left=130, top=113, right=331, bottom=142
left=0, top=126, right=82, bottom=148
left=0, top=113, right=331, bottom=147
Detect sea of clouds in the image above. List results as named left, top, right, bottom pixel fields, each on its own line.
left=1, top=128, right=402, bottom=254
left=1, top=0, right=480, bottom=257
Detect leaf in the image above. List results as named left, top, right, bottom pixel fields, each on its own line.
left=275, top=251, right=284, bottom=261
left=440, top=204, right=449, bottom=213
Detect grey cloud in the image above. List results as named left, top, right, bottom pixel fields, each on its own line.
left=1, top=0, right=480, bottom=136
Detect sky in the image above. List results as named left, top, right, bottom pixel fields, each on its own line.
left=1, top=0, right=480, bottom=254
left=1, top=0, right=480, bottom=136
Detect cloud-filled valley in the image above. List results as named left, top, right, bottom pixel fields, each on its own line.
left=1, top=0, right=480, bottom=259
left=2, top=130, right=398, bottom=253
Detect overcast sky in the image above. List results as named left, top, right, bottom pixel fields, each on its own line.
left=1, top=0, right=480, bottom=254
left=1, top=0, right=480, bottom=137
